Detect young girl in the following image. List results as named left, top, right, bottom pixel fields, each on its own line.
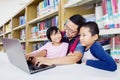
left=79, top=21, right=117, bottom=71
left=26, top=26, right=68, bottom=65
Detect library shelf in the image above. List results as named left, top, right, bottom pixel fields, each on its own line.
left=13, top=24, right=26, bottom=31
left=28, top=38, right=48, bottom=43
left=28, top=9, right=58, bottom=24
left=64, top=0, right=101, bottom=8
left=4, top=31, right=11, bottom=35
left=99, top=28, right=120, bottom=35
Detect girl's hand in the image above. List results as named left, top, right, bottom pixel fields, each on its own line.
left=25, top=53, right=35, bottom=61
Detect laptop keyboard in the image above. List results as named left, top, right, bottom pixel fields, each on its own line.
left=27, top=60, right=55, bottom=71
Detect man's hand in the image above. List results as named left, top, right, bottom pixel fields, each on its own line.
left=67, top=52, right=75, bottom=56
left=34, top=57, right=53, bottom=66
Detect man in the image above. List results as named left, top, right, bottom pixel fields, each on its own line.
left=27, top=14, right=86, bottom=66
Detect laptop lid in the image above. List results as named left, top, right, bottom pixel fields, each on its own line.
left=1, top=38, right=30, bottom=74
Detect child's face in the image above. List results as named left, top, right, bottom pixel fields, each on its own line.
left=79, top=27, right=98, bottom=48
left=50, top=30, right=62, bottom=44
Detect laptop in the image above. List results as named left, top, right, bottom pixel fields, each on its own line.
left=1, top=38, right=55, bottom=74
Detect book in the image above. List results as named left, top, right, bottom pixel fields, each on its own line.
left=110, top=36, right=120, bottom=64
left=110, top=36, right=120, bottom=50
left=95, top=5, right=104, bottom=29
left=118, top=0, right=120, bottom=27
left=111, top=0, right=119, bottom=28
left=102, top=0, right=114, bottom=29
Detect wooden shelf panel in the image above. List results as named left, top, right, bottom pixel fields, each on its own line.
left=99, top=28, right=120, bottom=35
left=28, top=38, right=48, bottom=42
left=28, top=9, right=58, bottom=24
left=64, top=0, right=101, bottom=8
left=4, top=31, right=11, bottom=35
left=13, top=24, right=26, bottom=31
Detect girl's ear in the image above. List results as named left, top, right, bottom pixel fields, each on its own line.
left=93, top=34, right=98, bottom=41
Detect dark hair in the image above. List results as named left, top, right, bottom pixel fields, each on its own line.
left=81, top=21, right=99, bottom=36
left=46, top=26, right=60, bottom=41
left=69, top=14, right=86, bottom=33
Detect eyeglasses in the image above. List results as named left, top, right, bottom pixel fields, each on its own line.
left=65, top=23, right=77, bottom=34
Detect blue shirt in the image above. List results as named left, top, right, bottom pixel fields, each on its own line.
left=86, top=42, right=117, bottom=71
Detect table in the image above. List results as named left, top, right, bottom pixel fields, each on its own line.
left=0, top=52, right=120, bottom=80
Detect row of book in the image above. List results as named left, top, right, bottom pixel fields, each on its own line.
left=19, top=16, right=26, bottom=26
left=6, top=33, right=12, bottom=39
left=5, top=21, right=12, bottom=33
left=99, top=35, right=120, bottom=64
left=20, top=29, right=26, bottom=40
left=110, top=36, right=120, bottom=64
left=21, top=43, right=26, bottom=53
left=37, top=0, right=59, bottom=17
left=95, top=0, right=120, bottom=29
left=0, top=29, right=3, bottom=35
left=31, top=16, right=58, bottom=39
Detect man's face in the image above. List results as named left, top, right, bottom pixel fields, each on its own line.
left=64, top=20, right=78, bottom=39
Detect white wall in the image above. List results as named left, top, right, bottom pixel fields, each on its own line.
left=0, top=0, right=31, bottom=26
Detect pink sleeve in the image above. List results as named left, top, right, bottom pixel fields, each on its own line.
left=57, top=42, right=68, bottom=57
left=62, top=43, right=68, bottom=55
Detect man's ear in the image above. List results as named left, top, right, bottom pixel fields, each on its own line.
left=94, top=34, right=98, bottom=41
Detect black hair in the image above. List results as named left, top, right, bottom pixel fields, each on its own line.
left=69, top=14, right=86, bottom=33
left=46, top=26, right=60, bottom=41
left=81, top=21, right=99, bottom=36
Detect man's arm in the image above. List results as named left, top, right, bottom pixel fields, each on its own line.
left=35, top=51, right=83, bottom=66
left=50, top=51, right=82, bottom=65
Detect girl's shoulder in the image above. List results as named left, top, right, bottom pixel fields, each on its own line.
left=61, top=42, right=69, bottom=46
left=45, top=42, right=52, bottom=45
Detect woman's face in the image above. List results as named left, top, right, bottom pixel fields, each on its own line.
left=50, top=30, right=62, bottom=44
left=64, top=20, right=78, bottom=39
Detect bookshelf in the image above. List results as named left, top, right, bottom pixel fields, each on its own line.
left=26, top=0, right=59, bottom=53
left=4, top=20, right=12, bottom=38
left=12, top=7, right=26, bottom=41
left=64, top=0, right=101, bottom=8
left=99, top=28, right=120, bottom=35
left=0, top=0, right=120, bottom=56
